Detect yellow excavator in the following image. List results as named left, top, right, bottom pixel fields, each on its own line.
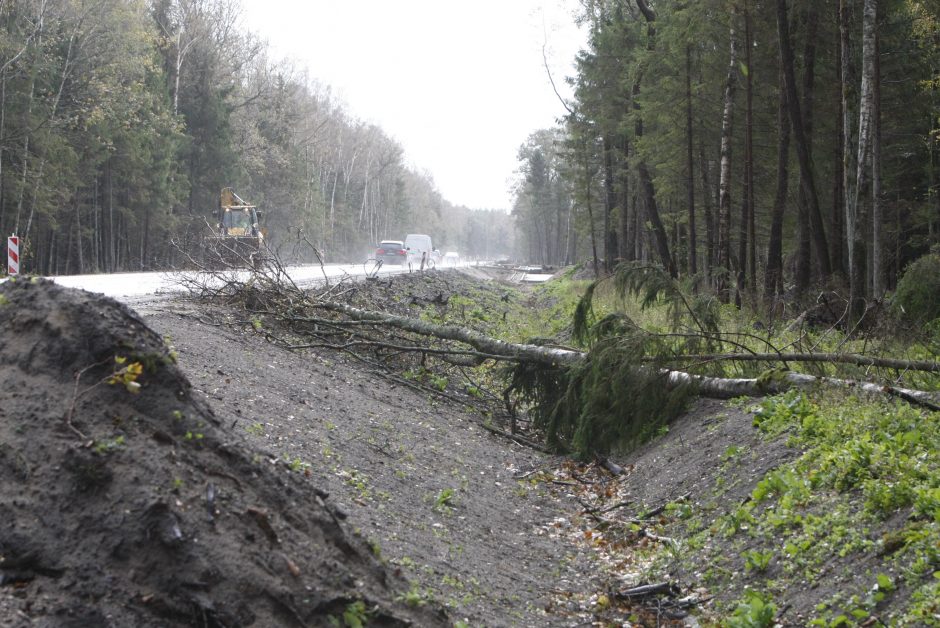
left=205, top=188, right=268, bottom=268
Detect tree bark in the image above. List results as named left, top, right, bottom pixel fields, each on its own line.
left=764, top=67, right=790, bottom=304
left=633, top=0, right=677, bottom=278
left=848, top=0, right=877, bottom=324
left=666, top=369, right=939, bottom=409
left=637, top=162, right=676, bottom=277
left=666, top=352, right=940, bottom=373
left=619, top=135, right=634, bottom=262
left=831, top=29, right=846, bottom=277
left=776, top=0, right=832, bottom=278
left=584, top=138, right=600, bottom=279
left=717, top=7, right=737, bottom=302
left=738, top=2, right=755, bottom=301
left=795, top=4, right=819, bottom=293
left=603, top=135, right=618, bottom=271
left=685, top=45, right=697, bottom=276
left=313, top=297, right=940, bottom=410
left=316, top=300, right=584, bottom=367
left=871, top=8, right=883, bottom=297
left=700, top=142, right=715, bottom=280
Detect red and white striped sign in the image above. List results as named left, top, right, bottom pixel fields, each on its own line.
left=7, top=234, right=19, bottom=275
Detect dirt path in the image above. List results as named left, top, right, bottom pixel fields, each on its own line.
left=139, top=298, right=601, bottom=627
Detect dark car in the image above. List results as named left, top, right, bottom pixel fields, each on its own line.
left=375, top=240, right=407, bottom=266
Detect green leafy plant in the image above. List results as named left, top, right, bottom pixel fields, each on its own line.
left=284, top=455, right=311, bottom=474
left=327, top=600, right=371, bottom=628
left=93, top=435, right=126, bottom=455
left=727, top=590, right=777, bottom=628
left=108, top=356, right=143, bottom=393
left=434, top=487, right=456, bottom=512
left=396, top=582, right=428, bottom=607
left=743, top=549, right=774, bottom=573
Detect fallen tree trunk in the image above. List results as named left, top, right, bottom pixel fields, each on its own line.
left=196, top=268, right=940, bottom=410
left=667, top=370, right=940, bottom=410
left=315, top=299, right=585, bottom=367
left=670, top=352, right=940, bottom=373
left=312, top=299, right=940, bottom=408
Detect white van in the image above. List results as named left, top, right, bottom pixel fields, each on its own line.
left=404, top=234, right=434, bottom=269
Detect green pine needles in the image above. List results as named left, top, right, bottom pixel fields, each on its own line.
left=510, top=262, right=711, bottom=457
left=509, top=337, right=694, bottom=457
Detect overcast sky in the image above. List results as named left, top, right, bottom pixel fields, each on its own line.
left=238, top=0, right=586, bottom=211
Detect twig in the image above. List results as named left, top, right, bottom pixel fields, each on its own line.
left=615, top=582, right=680, bottom=600
left=641, top=491, right=691, bottom=519
left=64, top=357, right=113, bottom=440
left=640, top=528, right=678, bottom=547
left=480, top=422, right=552, bottom=453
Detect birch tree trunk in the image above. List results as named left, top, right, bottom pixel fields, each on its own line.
left=716, top=7, right=737, bottom=302
left=849, top=0, right=877, bottom=323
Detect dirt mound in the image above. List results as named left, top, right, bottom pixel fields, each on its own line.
left=0, top=279, right=447, bottom=627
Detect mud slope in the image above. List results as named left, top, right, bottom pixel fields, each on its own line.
left=0, top=279, right=446, bottom=627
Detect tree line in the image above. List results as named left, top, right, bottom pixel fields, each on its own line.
left=513, top=0, right=939, bottom=320
left=0, top=0, right=513, bottom=275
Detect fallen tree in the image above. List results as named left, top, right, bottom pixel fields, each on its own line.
left=315, top=300, right=584, bottom=366
left=174, top=256, right=940, bottom=456
left=667, top=351, right=940, bottom=373
left=314, top=297, right=940, bottom=409
left=665, top=369, right=940, bottom=411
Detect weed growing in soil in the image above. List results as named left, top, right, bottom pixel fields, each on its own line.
left=93, top=435, right=126, bottom=455
left=433, top=487, right=456, bottom=513
left=397, top=582, right=430, bottom=607
left=283, top=454, right=311, bottom=474
left=327, top=600, right=372, bottom=628
left=727, top=590, right=776, bottom=627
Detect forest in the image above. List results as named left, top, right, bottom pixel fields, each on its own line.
left=3, top=2, right=940, bottom=622
left=0, top=0, right=513, bottom=275
left=513, top=0, right=940, bottom=321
